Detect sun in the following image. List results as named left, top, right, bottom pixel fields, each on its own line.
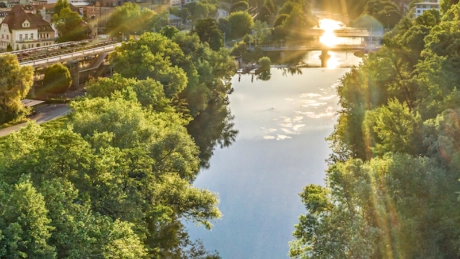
left=318, top=19, right=344, bottom=47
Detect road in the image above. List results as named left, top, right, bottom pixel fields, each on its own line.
left=0, top=104, right=70, bottom=137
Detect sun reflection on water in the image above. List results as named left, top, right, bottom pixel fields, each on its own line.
left=318, top=19, right=344, bottom=47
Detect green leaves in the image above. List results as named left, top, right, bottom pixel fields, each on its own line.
left=0, top=54, right=33, bottom=124
left=53, top=7, right=87, bottom=42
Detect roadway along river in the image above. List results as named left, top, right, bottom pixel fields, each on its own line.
left=187, top=55, right=360, bottom=258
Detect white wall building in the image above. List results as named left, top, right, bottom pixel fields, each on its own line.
left=414, top=1, right=440, bottom=17
left=0, top=5, right=55, bottom=50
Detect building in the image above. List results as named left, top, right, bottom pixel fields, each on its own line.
left=86, top=2, right=114, bottom=36
left=0, top=5, right=56, bottom=50
left=414, top=0, right=440, bottom=17
left=34, top=3, right=82, bottom=23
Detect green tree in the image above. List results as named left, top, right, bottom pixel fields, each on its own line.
left=105, top=3, right=155, bottom=37
left=0, top=54, right=34, bottom=125
left=160, top=25, right=179, bottom=39
left=86, top=74, right=170, bottom=111
left=43, top=63, right=72, bottom=94
left=230, top=1, right=249, bottom=13
left=194, top=18, right=224, bottom=50
left=258, top=56, right=271, bottom=71
left=53, top=0, right=69, bottom=15
left=53, top=7, right=87, bottom=42
left=227, top=11, right=254, bottom=38
left=109, top=33, right=188, bottom=98
left=0, top=178, right=56, bottom=258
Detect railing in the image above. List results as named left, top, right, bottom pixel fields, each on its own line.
left=20, top=43, right=121, bottom=67
left=249, top=43, right=368, bottom=51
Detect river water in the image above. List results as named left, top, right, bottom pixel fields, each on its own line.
left=187, top=51, right=361, bottom=258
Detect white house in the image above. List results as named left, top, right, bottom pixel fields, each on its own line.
left=414, top=0, right=440, bottom=17
left=0, top=5, right=56, bottom=51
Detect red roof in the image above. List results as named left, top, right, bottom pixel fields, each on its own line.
left=1, top=5, right=53, bottom=32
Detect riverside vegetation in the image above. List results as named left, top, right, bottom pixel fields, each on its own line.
left=290, top=4, right=460, bottom=258
left=0, top=28, right=237, bottom=257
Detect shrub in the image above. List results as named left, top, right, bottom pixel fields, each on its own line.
left=43, top=63, right=72, bottom=94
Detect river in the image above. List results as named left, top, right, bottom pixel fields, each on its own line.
left=186, top=49, right=361, bottom=258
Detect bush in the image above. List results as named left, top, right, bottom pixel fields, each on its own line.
left=43, top=63, right=72, bottom=94
left=258, top=56, right=271, bottom=71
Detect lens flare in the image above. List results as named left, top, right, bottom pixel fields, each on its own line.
left=318, top=19, right=344, bottom=47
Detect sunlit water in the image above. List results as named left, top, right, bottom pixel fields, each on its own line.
left=186, top=66, right=357, bottom=258
left=301, top=50, right=362, bottom=68
left=318, top=18, right=363, bottom=47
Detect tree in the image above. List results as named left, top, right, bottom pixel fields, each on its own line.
left=43, top=63, right=72, bottom=94
left=227, top=11, right=254, bottom=38
left=109, top=33, right=188, bottom=98
left=105, top=3, right=155, bottom=37
left=258, top=56, right=271, bottom=71
left=160, top=25, right=179, bottom=39
left=0, top=54, right=34, bottom=124
left=53, top=7, right=87, bottom=42
left=0, top=178, right=56, bottom=258
left=252, top=20, right=270, bottom=44
left=183, top=0, right=218, bottom=24
left=86, top=74, right=170, bottom=112
left=230, top=1, right=249, bottom=13
left=194, top=18, right=224, bottom=50
left=6, top=44, right=12, bottom=52
left=54, top=0, right=69, bottom=15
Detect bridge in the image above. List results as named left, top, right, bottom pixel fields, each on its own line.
left=302, top=28, right=384, bottom=38
left=0, top=39, right=123, bottom=88
left=249, top=43, right=371, bottom=52
left=17, top=42, right=120, bottom=68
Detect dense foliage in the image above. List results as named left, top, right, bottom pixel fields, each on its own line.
left=0, top=54, right=34, bottom=124
left=52, top=0, right=87, bottom=42
left=290, top=5, right=460, bottom=258
left=43, top=63, right=72, bottom=94
left=0, top=28, right=237, bottom=257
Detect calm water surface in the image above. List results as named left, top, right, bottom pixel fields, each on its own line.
left=187, top=59, right=358, bottom=258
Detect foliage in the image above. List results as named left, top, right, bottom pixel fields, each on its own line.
left=110, top=33, right=188, bottom=98
left=183, top=0, right=218, bottom=24
left=53, top=0, right=69, bottom=15
left=105, top=3, right=155, bottom=37
left=253, top=20, right=271, bottom=44
left=230, top=1, right=249, bottom=13
left=194, top=18, right=224, bottom=51
left=227, top=11, right=254, bottom=39
left=43, top=63, right=72, bottom=94
left=291, top=2, right=460, bottom=258
left=53, top=7, right=87, bottom=42
left=160, top=25, right=179, bottom=39
left=0, top=54, right=34, bottom=125
left=258, top=56, right=271, bottom=71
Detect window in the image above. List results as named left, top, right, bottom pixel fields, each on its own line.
left=19, top=34, right=22, bottom=40
left=30, top=33, right=33, bottom=39
left=25, top=34, right=28, bottom=40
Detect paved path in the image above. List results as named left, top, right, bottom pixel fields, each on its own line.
left=0, top=104, right=70, bottom=137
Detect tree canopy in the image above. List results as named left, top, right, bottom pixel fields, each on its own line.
left=290, top=2, right=460, bottom=258
left=0, top=54, right=34, bottom=124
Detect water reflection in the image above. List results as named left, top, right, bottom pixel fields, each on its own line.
left=318, top=19, right=344, bottom=47
left=257, top=70, right=271, bottom=81
left=187, top=68, right=354, bottom=259
left=187, top=97, right=238, bottom=169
